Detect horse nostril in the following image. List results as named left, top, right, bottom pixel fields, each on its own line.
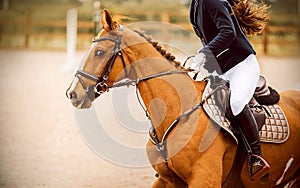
left=67, top=90, right=78, bottom=100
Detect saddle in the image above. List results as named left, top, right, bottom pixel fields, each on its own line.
left=202, top=75, right=289, bottom=144
left=201, top=75, right=290, bottom=186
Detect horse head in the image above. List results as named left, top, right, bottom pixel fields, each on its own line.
left=66, top=9, right=134, bottom=109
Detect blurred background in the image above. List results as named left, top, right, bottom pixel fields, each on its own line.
left=0, top=1, right=299, bottom=188
left=0, top=0, right=299, bottom=56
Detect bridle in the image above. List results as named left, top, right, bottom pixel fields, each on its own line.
left=73, top=25, right=193, bottom=99
left=75, top=25, right=128, bottom=99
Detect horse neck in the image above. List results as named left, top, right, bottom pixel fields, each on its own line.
left=127, top=41, right=206, bottom=138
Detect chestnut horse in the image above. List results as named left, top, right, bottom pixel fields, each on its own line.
left=66, top=10, right=300, bottom=188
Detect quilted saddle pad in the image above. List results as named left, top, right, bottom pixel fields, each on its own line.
left=202, top=81, right=290, bottom=144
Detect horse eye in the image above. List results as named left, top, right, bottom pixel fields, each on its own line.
left=95, top=50, right=105, bottom=56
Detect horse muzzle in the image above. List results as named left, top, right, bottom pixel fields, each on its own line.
left=66, top=88, right=93, bottom=109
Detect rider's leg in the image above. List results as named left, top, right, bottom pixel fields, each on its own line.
left=234, top=104, right=270, bottom=180
left=222, top=54, right=270, bottom=180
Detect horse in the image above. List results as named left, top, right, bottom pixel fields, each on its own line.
left=66, top=9, right=300, bottom=188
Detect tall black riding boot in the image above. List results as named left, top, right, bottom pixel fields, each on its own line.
left=234, top=105, right=270, bottom=181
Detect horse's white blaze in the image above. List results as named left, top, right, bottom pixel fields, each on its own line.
left=68, top=47, right=92, bottom=94
left=276, top=157, right=294, bottom=185
left=69, top=77, right=80, bottom=93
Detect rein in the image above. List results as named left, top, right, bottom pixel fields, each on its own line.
left=109, top=69, right=190, bottom=89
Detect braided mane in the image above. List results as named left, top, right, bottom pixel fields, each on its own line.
left=133, top=29, right=181, bottom=67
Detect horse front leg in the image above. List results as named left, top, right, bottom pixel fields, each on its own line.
left=152, top=174, right=187, bottom=188
left=151, top=161, right=187, bottom=188
left=186, top=134, right=229, bottom=188
left=187, top=152, right=224, bottom=188
left=152, top=176, right=167, bottom=188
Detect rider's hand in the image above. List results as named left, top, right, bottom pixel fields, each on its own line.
left=189, top=47, right=222, bottom=77
left=190, top=52, right=206, bottom=73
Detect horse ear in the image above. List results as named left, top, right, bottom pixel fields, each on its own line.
left=101, top=9, right=117, bottom=31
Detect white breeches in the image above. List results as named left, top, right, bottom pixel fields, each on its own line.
left=221, top=54, right=260, bottom=116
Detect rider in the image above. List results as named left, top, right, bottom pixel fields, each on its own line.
left=189, top=0, right=270, bottom=180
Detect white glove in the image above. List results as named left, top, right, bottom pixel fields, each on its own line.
left=190, top=52, right=206, bottom=73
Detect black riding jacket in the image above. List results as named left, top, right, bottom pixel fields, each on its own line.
left=190, top=0, right=256, bottom=73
